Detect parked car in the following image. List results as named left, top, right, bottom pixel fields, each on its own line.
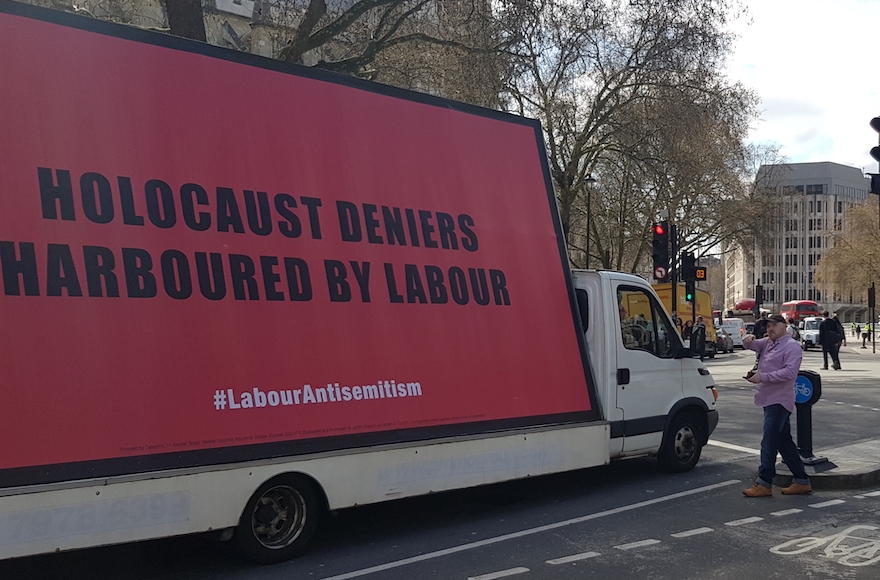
left=801, top=316, right=824, bottom=350
left=715, top=327, right=734, bottom=354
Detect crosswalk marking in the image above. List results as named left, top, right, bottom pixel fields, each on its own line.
left=547, top=552, right=601, bottom=564
left=725, top=517, right=763, bottom=526
left=468, top=567, right=530, bottom=580
left=671, top=527, right=713, bottom=538
left=809, top=499, right=846, bottom=508
left=614, top=539, right=661, bottom=550
left=770, top=509, right=802, bottom=516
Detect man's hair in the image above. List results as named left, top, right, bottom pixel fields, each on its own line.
left=822, top=310, right=830, bottom=317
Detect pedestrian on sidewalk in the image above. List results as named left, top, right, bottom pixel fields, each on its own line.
left=742, top=314, right=812, bottom=497
left=833, top=313, right=846, bottom=346
left=819, top=311, right=843, bottom=370
left=693, top=316, right=707, bottom=361
left=786, top=318, right=800, bottom=342
left=753, top=312, right=769, bottom=339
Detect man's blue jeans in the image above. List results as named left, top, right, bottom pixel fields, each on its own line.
left=757, top=404, right=810, bottom=488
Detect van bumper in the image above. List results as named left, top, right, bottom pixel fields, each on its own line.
left=706, top=410, right=719, bottom=438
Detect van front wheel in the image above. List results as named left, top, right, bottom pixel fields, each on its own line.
left=234, top=475, right=321, bottom=564
left=657, top=412, right=703, bottom=473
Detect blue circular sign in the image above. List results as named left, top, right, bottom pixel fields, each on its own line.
left=795, top=375, right=813, bottom=404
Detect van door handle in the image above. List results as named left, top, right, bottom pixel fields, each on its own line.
left=617, top=368, right=630, bottom=386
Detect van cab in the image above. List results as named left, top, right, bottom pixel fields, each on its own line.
left=575, top=270, right=719, bottom=465
left=720, top=318, right=746, bottom=348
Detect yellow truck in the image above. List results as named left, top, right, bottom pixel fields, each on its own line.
left=650, top=283, right=718, bottom=359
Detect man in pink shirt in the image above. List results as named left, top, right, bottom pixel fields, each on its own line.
left=742, top=314, right=812, bottom=497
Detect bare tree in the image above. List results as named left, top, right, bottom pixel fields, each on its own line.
left=499, top=0, right=758, bottom=271
left=816, top=202, right=880, bottom=302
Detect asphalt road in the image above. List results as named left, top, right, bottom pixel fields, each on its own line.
left=3, top=345, right=880, bottom=580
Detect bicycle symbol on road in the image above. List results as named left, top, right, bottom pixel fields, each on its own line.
left=770, top=525, right=880, bottom=567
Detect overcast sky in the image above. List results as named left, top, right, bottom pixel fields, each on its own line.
left=728, top=0, right=880, bottom=172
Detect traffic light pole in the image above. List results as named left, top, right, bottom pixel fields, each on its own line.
left=671, top=224, right=677, bottom=315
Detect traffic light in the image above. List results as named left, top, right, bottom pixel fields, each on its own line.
left=870, top=117, right=880, bottom=164
left=685, top=280, right=695, bottom=303
left=651, top=221, right=669, bottom=281
left=755, top=284, right=764, bottom=306
left=681, top=251, right=696, bottom=282
left=869, top=284, right=876, bottom=309
left=870, top=174, right=880, bottom=195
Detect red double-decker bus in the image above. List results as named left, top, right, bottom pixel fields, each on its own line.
left=780, top=300, right=820, bottom=322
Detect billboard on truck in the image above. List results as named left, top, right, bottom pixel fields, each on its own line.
left=0, top=1, right=598, bottom=488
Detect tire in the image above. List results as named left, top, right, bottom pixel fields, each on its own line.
left=657, top=411, right=704, bottom=473
left=234, top=474, right=322, bottom=564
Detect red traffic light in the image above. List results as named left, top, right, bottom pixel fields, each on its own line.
left=652, top=223, right=666, bottom=235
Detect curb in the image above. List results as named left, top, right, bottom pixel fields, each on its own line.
left=774, top=468, right=880, bottom=491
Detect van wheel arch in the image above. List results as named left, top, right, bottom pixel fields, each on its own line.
left=233, top=472, right=327, bottom=564
left=657, top=408, right=705, bottom=473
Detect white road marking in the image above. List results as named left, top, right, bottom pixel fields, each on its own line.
left=707, top=440, right=760, bottom=454
left=864, top=491, right=880, bottom=497
left=671, top=527, right=713, bottom=538
left=547, top=552, right=601, bottom=564
left=468, top=567, right=529, bottom=580
left=615, top=539, right=661, bottom=550
left=770, top=509, right=802, bottom=516
left=853, top=405, right=863, bottom=408
left=810, top=499, right=846, bottom=508
left=725, top=517, right=764, bottom=526
left=318, top=480, right=740, bottom=580
left=836, top=401, right=845, bottom=405
left=872, top=408, right=880, bottom=411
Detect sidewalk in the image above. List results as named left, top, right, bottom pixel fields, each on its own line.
left=774, top=438, right=880, bottom=490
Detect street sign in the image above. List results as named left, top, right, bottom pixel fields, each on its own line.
left=653, top=266, right=667, bottom=280
left=695, top=267, right=707, bottom=280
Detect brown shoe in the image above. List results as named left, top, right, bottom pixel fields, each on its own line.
left=743, top=484, right=772, bottom=497
left=832, top=361, right=841, bottom=370
left=781, top=483, right=812, bottom=495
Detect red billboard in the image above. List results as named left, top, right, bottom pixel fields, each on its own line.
left=0, top=2, right=596, bottom=486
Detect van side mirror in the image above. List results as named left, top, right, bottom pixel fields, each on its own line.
left=675, top=346, right=694, bottom=359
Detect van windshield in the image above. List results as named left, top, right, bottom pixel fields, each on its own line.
left=805, top=320, right=821, bottom=330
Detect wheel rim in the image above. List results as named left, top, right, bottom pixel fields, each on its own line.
left=251, top=485, right=307, bottom=549
left=673, top=424, right=696, bottom=462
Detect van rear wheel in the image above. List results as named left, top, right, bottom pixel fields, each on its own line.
left=234, top=474, right=321, bottom=564
left=657, top=412, right=703, bottom=473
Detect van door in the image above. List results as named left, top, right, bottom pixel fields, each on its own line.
left=614, top=284, right=683, bottom=453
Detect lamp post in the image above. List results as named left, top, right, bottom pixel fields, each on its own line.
left=584, top=175, right=596, bottom=268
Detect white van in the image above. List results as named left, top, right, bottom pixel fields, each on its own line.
left=721, top=318, right=746, bottom=348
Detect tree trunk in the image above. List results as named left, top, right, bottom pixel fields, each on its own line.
left=164, top=0, right=207, bottom=42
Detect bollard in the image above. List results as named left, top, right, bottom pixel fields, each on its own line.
left=795, top=369, right=827, bottom=465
